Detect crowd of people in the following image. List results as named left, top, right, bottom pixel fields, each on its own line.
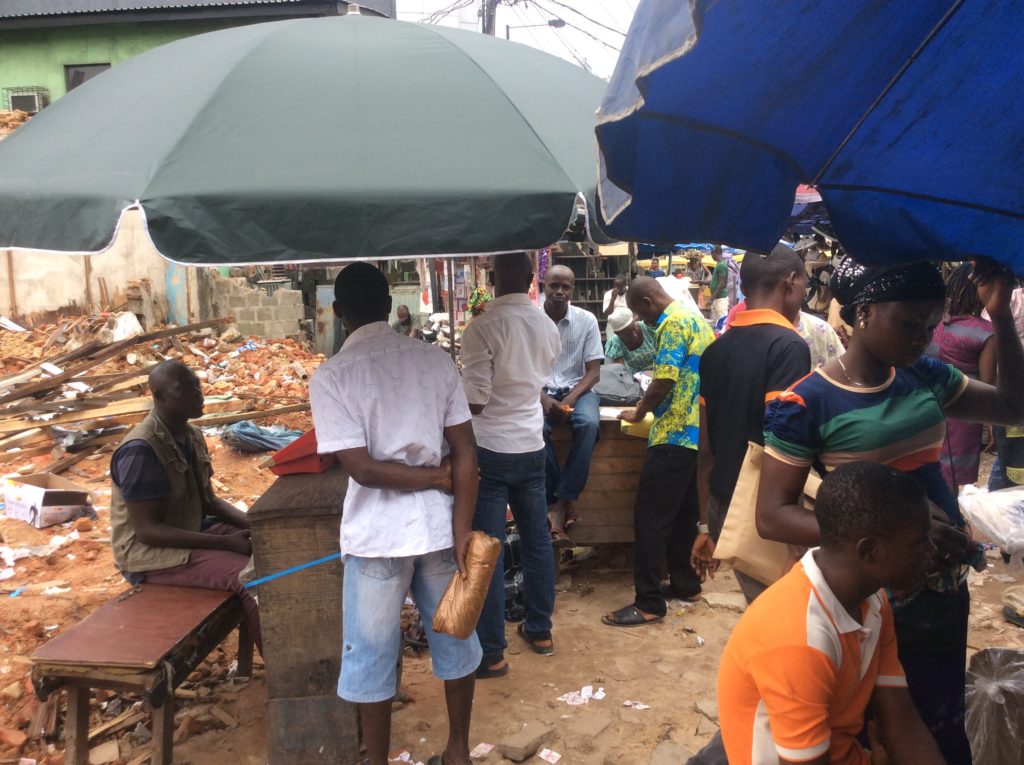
left=106, top=247, right=1024, bottom=765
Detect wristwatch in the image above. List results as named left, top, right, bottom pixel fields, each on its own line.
left=696, top=523, right=709, bottom=535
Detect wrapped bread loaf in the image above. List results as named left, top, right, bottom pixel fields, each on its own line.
left=432, top=531, right=502, bottom=640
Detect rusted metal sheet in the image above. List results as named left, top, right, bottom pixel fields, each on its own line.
left=314, top=284, right=343, bottom=356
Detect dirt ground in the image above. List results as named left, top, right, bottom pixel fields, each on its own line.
left=2, top=444, right=1022, bottom=764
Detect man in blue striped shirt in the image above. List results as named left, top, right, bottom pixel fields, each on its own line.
left=541, top=265, right=604, bottom=547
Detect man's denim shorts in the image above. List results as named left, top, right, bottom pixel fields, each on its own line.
left=338, top=547, right=482, bottom=703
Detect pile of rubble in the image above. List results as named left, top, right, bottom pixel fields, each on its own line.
left=0, top=312, right=324, bottom=478
left=0, top=110, right=29, bottom=139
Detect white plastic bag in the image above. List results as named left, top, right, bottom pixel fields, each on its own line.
left=958, top=485, right=1024, bottom=557
left=966, top=649, right=1024, bottom=765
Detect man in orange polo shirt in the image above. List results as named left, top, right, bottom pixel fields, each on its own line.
left=718, top=462, right=945, bottom=765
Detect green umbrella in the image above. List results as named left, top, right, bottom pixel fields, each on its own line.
left=0, top=14, right=609, bottom=264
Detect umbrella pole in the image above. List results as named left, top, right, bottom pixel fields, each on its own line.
left=448, top=260, right=457, bottom=362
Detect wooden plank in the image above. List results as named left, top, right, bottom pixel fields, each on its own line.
left=5, top=249, right=16, bottom=318
left=0, top=396, right=246, bottom=436
left=88, top=708, right=145, bottom=742
left=42, top=445, right=100, bottom=475
left=193, top=403, right=310, bottom=428
left=0, top=426, right=49, bottom=450
left=0, top=317, right=232, bottom=405
left=572, top=523, right=635, bottom=545
left=573, top=490, right=638, bottom=511
left=577, top=472, right=641, bottom=492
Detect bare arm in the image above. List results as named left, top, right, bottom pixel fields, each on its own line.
left=945, top=264, right=1024, bottom=424
left=619, top=377, right=673, bottom=423
left=126, top=499, right=251, bottom=555
left=691, top=405, right=719, bottom=581
left=210, top=495, right=250, bottom=529
left=445, top=420, right=479, bottom=576
left=755, top=454, right=821, bottom=547
left=563, top=359, right=602, bottom=407
left=873, top=687, right=945, bottom=765
left=333, top=447, right=451, bottom=493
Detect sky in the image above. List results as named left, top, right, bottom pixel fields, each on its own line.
left=394, top=0, right=638, bottom=80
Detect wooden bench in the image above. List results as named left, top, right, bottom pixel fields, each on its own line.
left=31, top=584, right=254, bottom=765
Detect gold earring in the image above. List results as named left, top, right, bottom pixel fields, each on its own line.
left=858, top=317, right=867, bottom=330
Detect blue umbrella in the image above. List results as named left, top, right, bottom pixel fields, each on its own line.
left=596, top=1, right=1024, bottom=272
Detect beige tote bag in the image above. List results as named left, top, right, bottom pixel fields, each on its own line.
left=713, top=441, right=821, bottom=586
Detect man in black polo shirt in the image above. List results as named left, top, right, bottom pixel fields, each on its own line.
left=691, top=244, right=809, bottom=603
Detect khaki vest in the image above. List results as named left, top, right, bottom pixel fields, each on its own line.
left=110, top=412, right=213, bottom=573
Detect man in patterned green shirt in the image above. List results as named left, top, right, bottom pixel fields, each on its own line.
left=603, top=277, right=714, bottom=627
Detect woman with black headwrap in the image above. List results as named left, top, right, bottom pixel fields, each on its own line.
left=754, top=257, right=1024, bottom=764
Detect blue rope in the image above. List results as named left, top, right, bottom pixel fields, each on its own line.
left=243, top=552, right=341, bottom=589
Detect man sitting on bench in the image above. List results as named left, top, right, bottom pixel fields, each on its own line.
left=109, top=360, right=261, bottom=653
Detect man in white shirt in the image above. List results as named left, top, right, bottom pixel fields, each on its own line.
left=602, top=274, right=629, bottom=339
left=461, top=252, right=561, bottom=672
left=541, top=265, right=604, bottom=546
left=310, top=263, right=481, bottom=765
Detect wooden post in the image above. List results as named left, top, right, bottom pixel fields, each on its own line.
left=5, top=249, right=16, bottom=318
left=447, top=259, right=457, bottom=361
left=237, top=618, right=254, bottom=678
left=65, top=687, right=90, bottom=765
left=150, top=697, right=175, bottom=765
left=83, top=257, right=93, bottom=308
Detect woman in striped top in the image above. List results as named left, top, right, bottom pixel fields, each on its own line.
left=755, top=257, right=1024, bottom=765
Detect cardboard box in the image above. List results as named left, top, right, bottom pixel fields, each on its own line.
left=3, top=472, right=94, bottom=529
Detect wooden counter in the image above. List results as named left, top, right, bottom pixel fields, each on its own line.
left=547, top=412, right=646, bottom=545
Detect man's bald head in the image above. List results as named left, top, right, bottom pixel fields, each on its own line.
left=149, top=360, right=204, bottom=422
left=547, top=265, right=575, bottom=284
left=543, top=265, right=576, bottom=311
left=492, top=252, right=533, bottom=295
left=626, top=276, right=672, bottom=325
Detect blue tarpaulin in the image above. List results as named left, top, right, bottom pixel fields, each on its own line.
left=596, top=0, right=1024, bottom=272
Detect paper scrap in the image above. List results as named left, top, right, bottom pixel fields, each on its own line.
left=557, top=685, right=605, bottom=705
left=538, top=749, right=562, bottom=763
left=623, top=700, right=651, bottom=710
left=470, top=743, right=495, bottom=758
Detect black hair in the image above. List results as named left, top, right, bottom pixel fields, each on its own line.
left=334, top=262, right=389, bottom=322
left=739, top=243, right=804, bottom=294
left=945, top=263, right=983, bottom=318
left=815, top=462, right=928, bottom=548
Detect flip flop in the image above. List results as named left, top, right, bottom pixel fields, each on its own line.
left=551, top=528, right=575, bottom=548
left=517, top=622, right=554, bottom=655
left=476, top=660, right=510, bottom=679
left=564, top=511, right=581, bottom=532
left=1003, top=605, right=1024, bottom=628
left=602, top=604, right=664, bottom=627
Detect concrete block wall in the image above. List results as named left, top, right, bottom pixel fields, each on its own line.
left=204, top=273, right=304, bottom=339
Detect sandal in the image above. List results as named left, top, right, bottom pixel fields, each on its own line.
left=551, top=528, right=575, bottom=548
left=1003, top=605, right=1024, bottom=628
left=517, top=622, right=554, bottom=655
left=476, top=659, right=510, bottom=679
left=564, top=511, right=581, bottom=533
left=601, top=604, right=664, bottom=627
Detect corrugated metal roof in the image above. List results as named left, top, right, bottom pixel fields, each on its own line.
left=0, top=1, right=308, bottom=19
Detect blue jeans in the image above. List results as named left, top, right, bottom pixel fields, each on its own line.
left=472, top=447, right=555, bottom=665
left=543, top=389, right=600, bottom=503
left=338, top=549, right=481, bottom=703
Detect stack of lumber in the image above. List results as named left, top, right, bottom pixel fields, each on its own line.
left=0, top=316, right=324, bottom=476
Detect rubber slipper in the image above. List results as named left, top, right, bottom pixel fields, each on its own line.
left=601, top=604, right=664, bottom=627
left=517, top=622, right=554, bottom=655
left=551, top=528, right=575, bottom=548
left=1003, top=605, right=1024, bottom=628
left=476, top=660, right=510, bottom=679
left=564, top=512, right=581, bottom=532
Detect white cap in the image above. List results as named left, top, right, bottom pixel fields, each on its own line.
left=607, top=307, right=635, bottom=333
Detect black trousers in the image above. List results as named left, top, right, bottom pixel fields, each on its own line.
left=633, top=444, right=701, bottom=616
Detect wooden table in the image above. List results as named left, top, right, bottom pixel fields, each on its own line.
left=547, top=408, right=647, bottom=545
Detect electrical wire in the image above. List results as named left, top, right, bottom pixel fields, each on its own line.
left=530, top=0, right=621, bottom=52
left=511, top=3, right=592, bottom=71
left=539, top=0, right=626, bottom=36
left=421, top=0, right=477, bottom=24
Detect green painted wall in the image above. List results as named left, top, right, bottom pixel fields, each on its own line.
left=0, top=20, right=243, bottom=104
